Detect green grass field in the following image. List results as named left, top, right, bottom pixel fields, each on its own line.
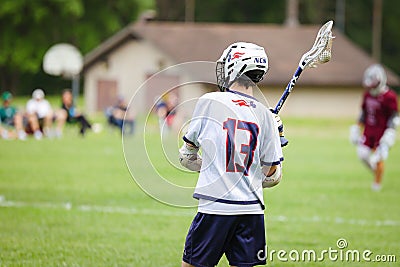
left=0, top=116, right=399, bottom=266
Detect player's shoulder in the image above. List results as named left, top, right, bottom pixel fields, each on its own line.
left=200, top=91, right=224, bottom=100
left=385, top=88, right=398, bottom=98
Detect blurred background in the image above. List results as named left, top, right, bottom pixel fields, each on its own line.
left=1, top=2, right=399, bottom=266
left=1, top=0, right=399, bottom=97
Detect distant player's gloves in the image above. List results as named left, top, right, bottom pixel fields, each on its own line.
left=179, top=143, right=202, bottom=172
left=368, top=129, right=396, bottom=169
left=380, top=128, right=396, bottom=148
left=270, top=109, right=288, bottom=147
left=349, top=124, right=361, bottom=145
left=369, top=144, right=389, bottom=170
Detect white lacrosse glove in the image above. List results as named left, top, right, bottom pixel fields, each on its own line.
left=369, top=144, right=389, bottom=170
left=368, top=129, right=396, bottom=169
left=179, top=143, right=202, bottom=172
left=349, top=124, right=361, bottom=145
left=262, top=164, right=282, bottom=188
left=380, top=128, right=396, bottom=148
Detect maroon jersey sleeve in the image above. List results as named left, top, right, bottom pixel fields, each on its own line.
left=360, top=91, right=368, bottom=124
left=384, top=89, right=398, bottom=115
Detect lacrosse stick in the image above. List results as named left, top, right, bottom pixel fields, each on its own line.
left=273, top=20, right=334, bottom=114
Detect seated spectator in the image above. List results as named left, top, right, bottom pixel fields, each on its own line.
left=26, top=88, right=66, bottom=139
left=0, top=91, right=27, bottom=140
left=105, top=96, right=135, bottom=135
left=61, top=89, right=92, bottom=136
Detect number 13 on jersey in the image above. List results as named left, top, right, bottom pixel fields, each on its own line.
left=223, top=118, right=259, bottom=176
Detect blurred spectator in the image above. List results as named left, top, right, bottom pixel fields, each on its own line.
left=0, top=91, right=27, bottom=140
left=155, top=91, right=179, bottom=134
left=26, top=88, right=66, bottom=139
left=61, top=89, right=92, bottom=136
left=105, top=96, right=135, bottom=135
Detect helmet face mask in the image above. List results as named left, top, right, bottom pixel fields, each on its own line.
left=363, top=64, right=387, bottom=96
left=216, top=42, right=269, bottom=92
left=216, top=61, right=227, bottom=91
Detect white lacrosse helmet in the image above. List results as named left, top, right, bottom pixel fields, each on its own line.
left=216, top=42, right=269, bottom=91
left=362, top=64, right=387, bottom=96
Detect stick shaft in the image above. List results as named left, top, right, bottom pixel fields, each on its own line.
left=273, top=67, right=303, bottom=114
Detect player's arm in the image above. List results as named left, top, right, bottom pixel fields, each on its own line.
left=377, top=91, right=399, bottom=152
left=378, top=111, right=399, bottom=149
left=349, top=110, right=366, bottom=145
left=179, top=96, right=208, bottom=172
left=26, top=100, right=35, bottom=115
left=261, top=111, right=284, bottom=188
left=179, top=140, right=202, bottom=172
left=369, top=111, right=399, bottom=167
left=380, top=91, right=399, bottom=143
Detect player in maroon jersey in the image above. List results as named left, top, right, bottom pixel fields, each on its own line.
left=350, top=64, right=399, bottom=191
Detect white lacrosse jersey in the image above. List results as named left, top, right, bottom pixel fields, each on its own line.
left=183, top=90, right=283, bottom=215
left=26, top=99, right=52, bottom=119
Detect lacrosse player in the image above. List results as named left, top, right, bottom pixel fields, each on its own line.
left=350, top=64, right=399, bottom=191
left=179, top=42, right=284, bottom=267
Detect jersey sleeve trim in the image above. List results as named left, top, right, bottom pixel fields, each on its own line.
left=261, top=157, right=284, bottom=166
left=183, top=136, right=198, bottom=148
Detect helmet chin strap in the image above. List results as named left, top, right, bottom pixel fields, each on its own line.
left=370, top=85, right=388, bottom=96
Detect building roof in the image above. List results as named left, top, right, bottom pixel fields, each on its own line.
left=84, top=20, right=400, bottom=87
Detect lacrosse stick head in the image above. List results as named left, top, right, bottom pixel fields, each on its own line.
left=301, top=20, right=334, bottom=69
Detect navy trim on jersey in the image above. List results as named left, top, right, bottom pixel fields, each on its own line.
left=261, top=157, right=284, bottom=166
left=193, top=193, right=261, bottom=205
left=226, top=89, right=259, bottom=102
left=183, top=136, right=198, bottom=148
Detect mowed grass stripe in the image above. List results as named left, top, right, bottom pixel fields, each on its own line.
left=1, top=197, right=399, bottom=227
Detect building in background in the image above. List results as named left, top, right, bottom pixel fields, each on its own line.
left=83, top=17, right=400, bottom=118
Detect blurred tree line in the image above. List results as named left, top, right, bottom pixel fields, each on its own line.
left=158, top=0, right=400, bottom=80
left=1, top=0, right=399, bottom=95
left=0, top=0, right=152, bottom=95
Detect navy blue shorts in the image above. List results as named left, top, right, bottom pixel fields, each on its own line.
left=182, top=212, right=266, bottom=267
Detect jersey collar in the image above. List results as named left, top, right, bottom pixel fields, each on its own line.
left=226, top=89, right=259, bottom=102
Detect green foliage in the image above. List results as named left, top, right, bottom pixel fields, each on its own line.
left=299, top=0, right=336, bottom=24
left=382, top=0, right=400, bottom=74
left=0, top=0, right=152, bottom=94
left=0, top=0, right=83, bottom=73
left=194, top=0, right=285, bottom=23
left=343, top=0, right=373, bottom=54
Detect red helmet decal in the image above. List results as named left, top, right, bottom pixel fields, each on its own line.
left=228, top=52, right=245, bottom=62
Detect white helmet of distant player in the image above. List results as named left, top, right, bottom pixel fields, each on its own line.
left=363, top=64, right=387, bottom=96
left=216, top=42, right=269, bottom=91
